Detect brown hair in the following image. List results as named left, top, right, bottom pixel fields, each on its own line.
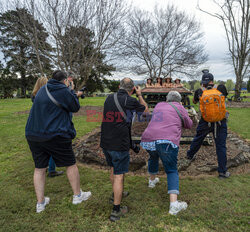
left=32, top=77, right=48, bottom=97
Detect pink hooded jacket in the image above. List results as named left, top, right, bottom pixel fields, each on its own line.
left=141, top=102, right=193, bottom=146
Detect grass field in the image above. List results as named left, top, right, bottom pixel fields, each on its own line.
left=0, top=97, right=249, bottom=232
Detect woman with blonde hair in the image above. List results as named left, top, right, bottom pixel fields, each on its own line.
left=31, top=77, right=48, bottom=102
left=31, top=76, right=64, bottom=178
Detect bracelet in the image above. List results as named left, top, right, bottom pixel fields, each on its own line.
left=136, top=94, right=142, bottom=97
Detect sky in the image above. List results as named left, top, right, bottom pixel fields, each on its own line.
left=119, top=0, right=234, bottom=82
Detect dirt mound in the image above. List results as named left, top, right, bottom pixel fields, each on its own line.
left=74, top=124, right=250, bottom=176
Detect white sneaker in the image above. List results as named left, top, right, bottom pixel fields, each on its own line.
left=36, top=197, right=50, bottom=213
left=169, top=201, right=188, bottom=215
left=148, top=177, right=160, bottom=188
left=72, top=189, right=92, bottom=205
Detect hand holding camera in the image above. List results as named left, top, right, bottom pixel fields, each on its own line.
left=132, top=86, right=142, bottom=97
left=77, top=87, right=87, bottom=99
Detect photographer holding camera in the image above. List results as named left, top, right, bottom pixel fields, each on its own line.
left=100, top=78, right=148, bottom=222
left=26, top=70, right=91, bottom=213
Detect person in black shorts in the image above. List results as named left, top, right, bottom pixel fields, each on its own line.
left=100, top=78, right=148, bottom=221
left=25, top=70, right=91, bottom=213
left=187, top=70, right=230, bottom=179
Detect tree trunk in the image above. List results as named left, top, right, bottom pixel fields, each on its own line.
left=234, top=75, right=242, bottom=101
left=20, top=70, right=26, bottom=98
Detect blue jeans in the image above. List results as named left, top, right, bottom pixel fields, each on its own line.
left=148, top=144, right=179, bottom=194
left=187, top=118, right=227, bottom=173
left=48, top=156, right=56, bottom=173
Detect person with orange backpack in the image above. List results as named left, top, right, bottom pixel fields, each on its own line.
left=187, top=70, right=230, bottom=178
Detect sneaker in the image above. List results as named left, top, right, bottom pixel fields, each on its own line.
left=36, top=197, right=50, bottom=213
left=218, top=171, right=230, bottom=179
left=47, top=171, right=64, bottom=178
left=109, top=191, right=129, bottom=204
left=169, top=201, right=188, bottom=215
left=72, top=189, right=92, bottom=205
left=148, top=177, right=160, bottom=188
left=109, top=206, right=128, bottom=222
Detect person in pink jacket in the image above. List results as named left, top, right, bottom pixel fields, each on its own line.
left=140, top=91, right=193, bottom=215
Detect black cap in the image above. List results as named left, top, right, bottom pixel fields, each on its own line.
left=201, top=70, right=214, bottom=85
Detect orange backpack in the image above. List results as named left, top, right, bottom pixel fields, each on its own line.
left=199, top=87, right=226, bottom=122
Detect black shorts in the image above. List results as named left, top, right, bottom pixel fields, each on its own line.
left=27, top=136, right=76, bottom=168
left=102, top=149, right=130, bottom=175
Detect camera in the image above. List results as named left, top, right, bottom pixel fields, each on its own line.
left=131, top=141, right=140, bottom=154
left=79, top=87, right=87, bottom=99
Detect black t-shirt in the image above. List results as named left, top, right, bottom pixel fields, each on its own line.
left=193, top=84, right=228, bottom=103
left=100, top=89, right=145, bottom=151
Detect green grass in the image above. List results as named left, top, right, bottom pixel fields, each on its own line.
left=227, top=108, right=250, bottom=139
left=0, top=98, right=250, bottom=232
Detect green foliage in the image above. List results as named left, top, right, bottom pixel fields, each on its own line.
left=194, top=81, right=201, bottom=90
left=0, top=8, right=53, bottom=97
left=247, top=78, right=250, bottom=93
left=183, top=82, right=191, bottom=90
left=225, top=79, right=235, bottom=91
left=61, top=25, right=115, bottom=91
left=104, top=79, right=120, bottom=92
left=0, top=63, right=18, bottom=98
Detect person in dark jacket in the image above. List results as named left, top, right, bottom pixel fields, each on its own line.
left=26, top=70, right=91, bottom=213
left=187, top=70, right=230, bottom=179
left=31, top=76, right=64, bottom=178
left=101, top=78, right=148, bottom=221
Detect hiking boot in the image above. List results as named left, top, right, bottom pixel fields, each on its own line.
left=109, top=191, right=129, bottom=204
left=148, top=177, right=160, bottom=188
left=47, top=171, right=64, bottom=178
left=109, top=206, right=128, bottom=222
left=169, top=201, right=188, bottom=215
left=72, top=189, right=92, bottom=205
left=36, top=197, right=50, bottom=213
left=218, top=171, right=230, bottom=179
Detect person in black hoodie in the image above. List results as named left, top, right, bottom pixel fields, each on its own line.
left=26, top=70, right=91, bottom=213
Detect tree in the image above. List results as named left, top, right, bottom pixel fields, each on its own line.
left=225, top=79, right=235, bottom=91
left=183, top=82, right=191, bottom=90
left=194, top=81, right=201, bottom=90
left=247, top=78, right=250, bottom=93
left=21, top=0, right=129, bottom=84
left=60, top=25, right=115, bottom=89
left=0, top=8, right=53, bottom=97
left=198, top=0, right=250, bottom=101
left=119, top=5, right=207, bottom=81
left=104, top=79, right=120, bottom=92
left=0, top=62, right=18, bottom=98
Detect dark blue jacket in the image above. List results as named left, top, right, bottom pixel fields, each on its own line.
left=25, top=79, right=80, bottom=141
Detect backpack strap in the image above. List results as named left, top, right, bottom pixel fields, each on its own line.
left=45, top=84, right=68, bottom=113
left=114, top=93, right=127, bottom=121
left=169, top=103, right=184, bottom=127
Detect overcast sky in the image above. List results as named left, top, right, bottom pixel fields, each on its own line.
left=123, top=0, right=234, bottom=82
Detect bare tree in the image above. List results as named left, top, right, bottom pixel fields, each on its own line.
left=198, top=0, right=250, bottom=100
left=25, top=0, right=129, bottom=86
left=118, top=5, right=207, bottom=80
left=1, top=0, right=129, bottom=86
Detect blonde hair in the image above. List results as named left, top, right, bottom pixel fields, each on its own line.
left=32, top=77, right=48, bottom=97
